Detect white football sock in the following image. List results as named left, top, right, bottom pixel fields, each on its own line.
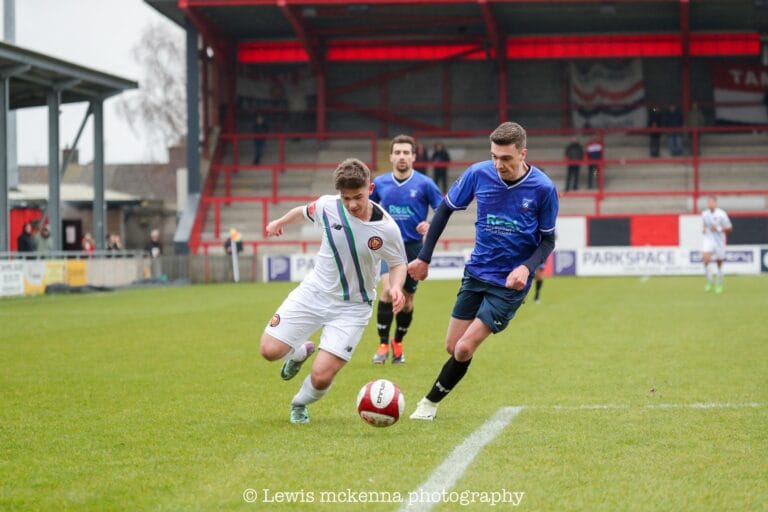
left=288, top=342, right=309, bottom=362
left=291, top=375, right=329, bottom=406
left=716, top=266, right=724, bottom=286
left=705, top=262, right=714, bottom=283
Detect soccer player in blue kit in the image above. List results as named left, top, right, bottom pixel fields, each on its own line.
left=370, top=134, right=443, bottom=364
left=408, top=122, right=559, bottom=420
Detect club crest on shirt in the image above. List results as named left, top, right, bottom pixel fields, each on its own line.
left=269, top=314, right=281, bottom=327
left=368, top=236, right=383, bottom=250
left=521, top=198, right=533, bottom=210
left=410, top=189, right=418, bottom=198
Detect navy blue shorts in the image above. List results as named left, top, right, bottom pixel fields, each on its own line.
left=451, top=269, right=527, bottom=333
left=381, top=241, right=422, bottom=294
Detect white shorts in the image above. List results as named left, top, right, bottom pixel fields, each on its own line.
left=264, top=284, right=373, bottom=362
left=702, top=237, right=726, bottom=261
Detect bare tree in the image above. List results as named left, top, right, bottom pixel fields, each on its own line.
left=116, top=22, right=185, bottom=150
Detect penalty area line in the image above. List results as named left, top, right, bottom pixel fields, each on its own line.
left=398, top=406, right=522, bottom=512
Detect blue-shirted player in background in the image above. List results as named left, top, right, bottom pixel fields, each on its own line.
left=407, top=122, right=559, bottom=420
left=370, top=134, right=444, bottom=364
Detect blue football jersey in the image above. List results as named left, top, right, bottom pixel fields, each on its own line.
left=371, top=171, right=443, bottom=242
left=446, top=161, right=559, bottom=288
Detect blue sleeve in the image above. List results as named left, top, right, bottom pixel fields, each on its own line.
left=445, top=166, right=477, bottom=210
left=538, top=184, right=559, bottom=233
left=370, top=179, right=381, bottom=203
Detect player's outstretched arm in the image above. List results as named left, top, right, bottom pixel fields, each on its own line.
left=265, top=205, right=306, bottom=237
left=388, top=263, right=407, bottom=314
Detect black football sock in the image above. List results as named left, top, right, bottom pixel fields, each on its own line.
left=377, top=301, right=394, bottom=344
left=534, top=279, right=543, bottom=300
left=393, top=309, right=413, bottom=343
left=425, top=356, right=472, bottom=403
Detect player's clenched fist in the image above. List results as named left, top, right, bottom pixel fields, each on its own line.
left=408, top=258, right=429, bottom=281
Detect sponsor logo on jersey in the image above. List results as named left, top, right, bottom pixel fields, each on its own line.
left=307, top=201, right=317, bottom=217
left=368, top=236, right=383, bottom=250
left=485, top=213, right=520, bottom=233
left=332, top=223, right=343, bottom=230
left=269, top=314, right=281, bottom=327
left=388, top=204, right=415, bottom=218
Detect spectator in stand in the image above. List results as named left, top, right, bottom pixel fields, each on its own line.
left=17, top=222, right=36, bottom=253
left=34, top=225, right=54, bottom=253
left=764, top=91, right=768, bottom=121
left=585, top=136, right=603, bottom=190
left=648, top=106, right=662, bottom=157
left=663, top=104, right=684, bottom=156
left=414, top=142, right=429, bottom=173
left=430, top=142, right=451, bottom=194
left=564, top=138, right=584, bottom=192
left=252, top=114, right=269, bottom=165
left=82, top=233, right=96, bottom=253
left=688, top=102, right=704, bottom=156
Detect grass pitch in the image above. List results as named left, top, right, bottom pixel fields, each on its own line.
left=1, top=276, right=766, bottom=511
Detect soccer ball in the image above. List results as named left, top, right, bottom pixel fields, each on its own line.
left=356, top=379, right=405, bottom=427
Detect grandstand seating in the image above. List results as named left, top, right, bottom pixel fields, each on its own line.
left=194, top=130, right=768, bottom=254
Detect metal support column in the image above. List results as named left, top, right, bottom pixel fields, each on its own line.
left=47, top=90, right=61, bottom=250
left=0, top=76, right=8, bottom=251
left=680, top=0, right=691, bottom=122
left=4, top=0, right=18, bottom=190
left=186, top=19, right=201, bottom=194
left=92, top=99, right=106, bottom=250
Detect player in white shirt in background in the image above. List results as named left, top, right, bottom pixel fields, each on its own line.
left=701, top=196, right=732, bottom=294
left=259, top=158, right=408, bottom=424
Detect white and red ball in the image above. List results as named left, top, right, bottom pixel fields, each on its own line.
left=356, top=379, right=405, bottom=427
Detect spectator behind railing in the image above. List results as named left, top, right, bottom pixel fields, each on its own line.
left=17, top=223, right=36, bottom=256
left=34, top=225, right=54, bottom=253
left=82, top=233, right=96, bottom=253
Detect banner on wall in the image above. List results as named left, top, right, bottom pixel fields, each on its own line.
left=553, top=246, right=761, bottom=276
left=711, top=63, right=768, bottom=124
left=570, top=59, right=647, bottom=129
left=263, top=252, right=469, bottom=283
left=0, top=262, right=25, bottom=297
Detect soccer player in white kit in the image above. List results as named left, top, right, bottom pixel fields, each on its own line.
left=259, top=158, right=408, bottom=424
left=701, top=196, right=732, bottom=294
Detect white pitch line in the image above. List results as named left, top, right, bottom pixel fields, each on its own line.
left=399, top=401, right=762, bottom=512
left=398, top=406, right=522, bottom=512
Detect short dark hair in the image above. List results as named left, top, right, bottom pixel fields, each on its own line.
left=333, top=158, right=371, bottom=190
left=489, top=122, right=527, bottom=150
left=390, top=134, right=416, bottom=154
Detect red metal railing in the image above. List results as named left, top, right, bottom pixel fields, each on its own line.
left=415, top=124, right=768, bottom=216
left=192, top=125, right=768, bottom=254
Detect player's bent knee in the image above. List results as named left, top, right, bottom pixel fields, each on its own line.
left=259, top=334, right=286, bottom=361
left=453, top=342, right=475, bottom=362
left=310, top=368, right=335, bottom=390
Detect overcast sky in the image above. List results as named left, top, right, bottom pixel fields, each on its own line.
left=3, top=0, right=184, bottom=165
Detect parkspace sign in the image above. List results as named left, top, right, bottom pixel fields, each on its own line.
left=554, top=246, right=761, bottom=276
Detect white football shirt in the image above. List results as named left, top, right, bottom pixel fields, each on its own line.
left=300, top=194, right=406, bottom=304
left=701, top=207, right=731, bottom=247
